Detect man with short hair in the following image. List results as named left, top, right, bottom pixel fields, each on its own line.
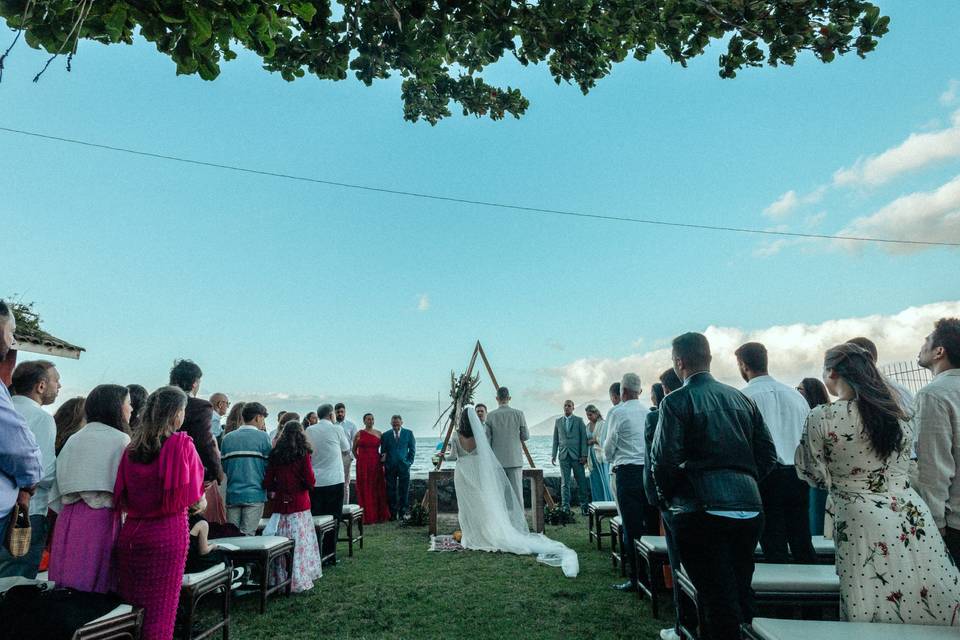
left=335, top=403, right=359, bottom=504
left=607, top=381, right=623, bottom=504
left=736, top=341, right=815, bottom=565
left=847, top=336, right=915, bottom=412
left=475, top=403, right=488, bottom=425
left=220, top=402, right=272, bottom=535
left=484, top=387, right=529, bottom=505
left=609, top=382, right=622, bottom=408
left=307, top=404, right=352, bottom=557
left=552, top=399, right=589, bottom=514
left=380, top=414, right=416, bottom=520
left=209, top=393, right=230, bottom=440
left=0, top=302, right=41, bottom=551
left=0, top=360, right=60, bottom=577
left=652, top=332, right=777, bottom=640
left=171, top=359, right=225, bottom=524
left=603, top=374, right=652, bottom=592
left=645, top=368, right=683, bottom=640
left=913, top=318, right=960, bottom=563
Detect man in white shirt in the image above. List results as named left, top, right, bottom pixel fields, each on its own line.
left=606, top=382, right=622, bottom=507
left=0, top=360, right=60, bottom=578
left=335, top=403, right=359, bottom=504
left=603, top=373, right=653, bottom=592
left=736, top=342, right=815, bottom=564
left=913, top=318, right=960, bottom=563
left=306, top=404, right=351, bottom=560
left=209, top=392, right=229, bottom=440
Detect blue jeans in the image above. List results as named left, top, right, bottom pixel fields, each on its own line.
left=559, top=457, right=588, bottom=510
left=809, top=487, right=828, bottom=535
left=0, top=514, right=47, bottom=579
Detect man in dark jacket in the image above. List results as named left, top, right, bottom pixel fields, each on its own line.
left=170, top=359, right=223, bottom=484
left=651, top=333, right=777, bottom=640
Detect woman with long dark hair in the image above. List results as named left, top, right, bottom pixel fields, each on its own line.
left=263, top=420, right=323, bottom=592
left=53, top=397, right=86, bottom=456
left=352, top=413, right=391, bottom=524
left=114, top=386, right=204, bottom=640
left=796, top=343, right=960, bottom=624
left=796, top=377, right=831, bottom=535
left=48, top=385, right=131, bottom=593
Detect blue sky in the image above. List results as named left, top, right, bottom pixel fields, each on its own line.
left=2, top=1, right=958, bottom=432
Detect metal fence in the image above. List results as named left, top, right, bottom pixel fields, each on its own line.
left=880, top=360, right=932, bottom=395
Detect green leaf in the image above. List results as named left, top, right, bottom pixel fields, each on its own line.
left=185, top=4, right=213, bottom=44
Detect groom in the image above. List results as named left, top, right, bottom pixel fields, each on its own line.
left=552, top=400, right=589, bottom=515
left=484, top=387, right=530, bottom=506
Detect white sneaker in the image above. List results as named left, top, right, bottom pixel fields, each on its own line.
left=659, top=629, right=680, bottom=640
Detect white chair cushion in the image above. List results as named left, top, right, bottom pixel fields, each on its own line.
left=751, top=617, right=959, bottom=640
left=183, top=562, right=228, bottom=586
left=637, top=535, right=668, bottom=554
left=217, top=542, right=240, bottom=551
left=313, top=515, right=335, bottom=527
left=87, top=603, right=133, bottom=624
left=589, top=501, right=618, bottom=511
left=257, top=518, right=269, bottom=529
left=750, top=564, right=839, bottom=593
left=214, top=535, right=289, bottom=550
left=611, top=515, right=622, bottom=526
left=811, top=536, right=835, bottom=555
left=342, top=504, right=363, bottom=515
left=0, top=577, right=54, bottom=594
left=35, top=571, right=49, bottom=581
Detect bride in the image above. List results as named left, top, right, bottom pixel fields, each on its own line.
left=444, top=405, right=578, bottom=578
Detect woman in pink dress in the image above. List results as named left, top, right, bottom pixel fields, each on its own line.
left=114, top=386, right=204, bottom=640
left=353, top=415, right=391, bottom=524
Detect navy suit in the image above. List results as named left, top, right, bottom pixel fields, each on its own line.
left=380, top=427, right=416, bottom=518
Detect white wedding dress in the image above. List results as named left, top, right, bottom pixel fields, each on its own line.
left=451, top=406, right=578, bottom=578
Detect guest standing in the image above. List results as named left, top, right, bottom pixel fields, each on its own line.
left=552, top=400, right=589, bottom=514
left=304, top=411, right=319, bottom=427
left=607, top=382, right=622, bottom=505
left=797, top=377, right=831, bottom=535
left=223, top=401, right=246, bottom=437
left=335, top=403, right=359, bottom=504
left=0, top=360, right=60, bottom=578
left=209, top=393, right=230, bottom=441
left=263, top=420, right=323, bottom=592
left=847, top=336, right=915, bottom=412
left=484, top=387, right=529, bottom=506
left=306, top=404, right=351, bottom=557
left=380, top=414, right=416, bottom=520
left=53, top=397, right=85, bottom=455
left=913, top=317, right=960, bottom=563
left=220, top=402, right=272, bottom=535
left=48, top=385, right=131, bottom=592
left=797, top=342, right=960, bottom=624
left=645, top=369, right=683, bottom=640
left=604, top=374, right=653, bottom=592
left=651, top=332, right=778, bottom=640
left=736, top=342, right=815, bottom=564
left=0, top=301, right=42, bottom=546
left=115, top=386, right=204, bottom=640
left=353, top=413, right=391, bottom=524
left=170, top=360, right=225, bottom=524
left=585, top=404, right=612, bottom=502
left=126, top=384, right=147, bottom=433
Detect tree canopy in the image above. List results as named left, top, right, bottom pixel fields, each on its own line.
left=0, top=0, right=889, bottom=123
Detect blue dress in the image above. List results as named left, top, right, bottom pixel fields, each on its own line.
left=587, top=420, right=612, bottom=502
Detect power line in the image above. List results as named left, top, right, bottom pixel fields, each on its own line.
left=1, top=125, right=957, bottom=249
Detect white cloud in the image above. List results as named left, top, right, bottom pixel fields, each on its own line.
left=546, top=300, right=960, bottom=402
left=835, top=174, right=960, bottom=253
left=832, top=110, right=960, bottom=188
left=417, top=294, right=430, bottom=312
left=941, top=79, right=960, bottom=106
left=764, top=190, right=800, bottom=218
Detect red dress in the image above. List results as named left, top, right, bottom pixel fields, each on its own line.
left=354, top=430, right=391, bottom=524
left=114, top=433, right=204, bottom=640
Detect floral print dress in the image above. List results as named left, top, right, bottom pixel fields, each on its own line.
left=796, top=400, right=960, bottom=625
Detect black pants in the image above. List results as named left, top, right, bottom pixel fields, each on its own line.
left=310, top=483, right=344, bottom=560
left=759, top=464, right=815, bottom=564
left=673, top=512, right=764, bottom=640
left=662, top=511, right=683, bottom=635
left=944, top=527, right=960, bottom=566
left=385, top=464, right=411, bottom=518
left=615, top=464, right=659, bottom=583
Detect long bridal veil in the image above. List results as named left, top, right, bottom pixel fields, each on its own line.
left=455, top=405, right=579, bottom=578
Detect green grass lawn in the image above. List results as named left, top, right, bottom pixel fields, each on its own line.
left=227, top=520, right=666, bottom=639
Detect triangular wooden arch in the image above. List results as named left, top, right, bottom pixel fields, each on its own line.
left=427, top=340, right=556, bottom=509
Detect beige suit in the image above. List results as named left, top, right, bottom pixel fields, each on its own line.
left=484, top=404, right=530, bottom=504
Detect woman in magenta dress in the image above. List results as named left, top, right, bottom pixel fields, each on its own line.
left=352, top=414, right=391, bottom=524
left=114, top=386, right=204, bottom=640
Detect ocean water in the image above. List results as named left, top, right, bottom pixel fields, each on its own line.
left=408, top=435, right=558, bottom=477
